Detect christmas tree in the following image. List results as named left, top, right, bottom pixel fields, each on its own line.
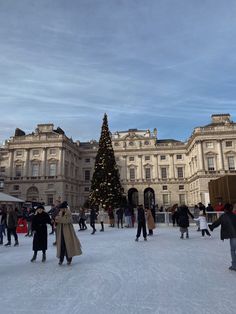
left=89, top=113, right=123, bottom=209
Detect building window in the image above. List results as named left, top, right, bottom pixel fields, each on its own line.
left=84, top=170, right=90, bottom=181
left=160, top=155, right=166, bottom=160
left=145, top=156, right=150, bottom=161
left=176, top=154, right=182, bottom=160
left=47, top=195, right=54, bottom=205
left=49, top=163, right=56, bottom=176
left=129, top=141, right=134, bottom=146
left=130, top=168, right=135, bottom=180
left=114, top=142, right=119, bottom=146
left=162, top=185, right=168, bottom=190
left=0, top=180, right=4, bottom=189
left=49, top=148, right=56, bottom=155
left=145, top=168, right=151, bottom=179
left=85, top=158, right=90, bottom=163
left=162, top=194, right=169, bottom=205
left=32, top=164, right=39, bottom=177
left=177, top=167, right=184, bottom=178
left=15, top=165, right=22, bottom=177
left=32, top=150, right=39, bottom=156
left=207, top=157, right=215, bottom=171
left=179, top=194, right=185, bottom=205
left=226, top=141, right=233, bottom=147
left=161, top=167, right=167, bottom=179
left=179, top=185, right=184, bottom=190
left=13, top=185, right=19, bottom=191
left=129, top=156, right=135, bottom=161
left=0, top=167, right=5, bottom=173
left=48, top=184, right=54, bottom=189
left=206, top=142, right=213, bottom=148
left=144, top=140, right=150, bottom=145
left=228, top=156, right=235, bottom=170
left=16, top=150, right=23, bottom=157
left=84, top=187, right=90, bottom=192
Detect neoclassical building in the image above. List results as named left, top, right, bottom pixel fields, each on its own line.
left=0, top=114, right=236, bottom=210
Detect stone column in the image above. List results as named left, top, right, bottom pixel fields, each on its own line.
left=42, top=148, right=47, bottom=177
left=24, top=149, right=30, bottom=177
left=138, top=155, right=143, bottom=180
left=197, top=140, right=204, bottom=171
left=217, top=140, right=224, bottom=170
left=59, top=147, right=65, bottom=176
left=9, top=150, right=14, bottom=178
left=154, top=154, right=159, bottom=179
left=169, top=154, right=175, bottom=179
left=122, top=156, right=127, bottom=180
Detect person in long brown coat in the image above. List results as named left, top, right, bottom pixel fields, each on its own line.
left=55, top=201, right=82, bottom=265
left=146, top=207, right=156, bottom=236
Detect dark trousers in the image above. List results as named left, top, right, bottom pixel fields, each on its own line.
left=136, top=222, right=147, bottom=239
left=117, top=217, right=123, bottom=228
left=90, top=222, right=96, bottom=232
left=202, top=229, right=211, bottom=236
left=148, top=229, right=153, bottom=235
left=60, top=231, right=70, bottom=262
left=7, top=227, right=18, bottom=243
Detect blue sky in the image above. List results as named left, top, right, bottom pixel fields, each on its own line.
left=1, top=0, right=236, bottom=144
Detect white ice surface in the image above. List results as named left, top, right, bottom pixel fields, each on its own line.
left=0, top=224, right=235, bottom=314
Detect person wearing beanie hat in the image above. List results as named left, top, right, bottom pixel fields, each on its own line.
left=31, top=205, right=51, bottom=262
left=209, top=203, right=236, bottom=271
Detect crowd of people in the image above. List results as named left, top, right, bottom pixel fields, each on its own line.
left=0, top=200, right=236, bottom=271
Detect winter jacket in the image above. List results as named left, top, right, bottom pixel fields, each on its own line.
left=137, top=206, right=146, bottom=223
left=98, top=209, right=105, bottom=222
left=194, top=216, right=208, bottom=230
left=32, top=211, right=51, bottom=251
left=6, top=210, right=18, bottom=228
left=209, top=212, right=236, bottom=240
left=146, top=209, right=155, bottom=230
left=56, top=208, right=82, bottom=258
left=178, top=206, right=194, bottom=228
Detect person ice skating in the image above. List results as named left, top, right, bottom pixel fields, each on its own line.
left=98, top=205, right=105, bottom=231
left=4, top=207, right=19, bottom=247
left=116, top=207, right=124, bottom=228
left=78, top=207, right=87, bottom=231
left=209, top=203, right=236, bottom=271
left=24, top=206, right=35, bottom=237
left=30, top=205, right=51, bottom=262
left=90, top=206, right=97, bottom=234
left=194, top=210, right=211, bottom=238
left=0, top=207, right=6, bottom=245
left=135, top=205, right=147, bottom=241
left=146, top=207, right=155, bottom=236
left=178, top=205, right=194, bottom=239
left=108, top=206, right=115, bottom=227
left=55, top=201, right=82, bottom=265
left=170, top=204, right=179, bottom=227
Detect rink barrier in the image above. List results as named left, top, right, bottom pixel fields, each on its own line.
left=71, top=211, right=224, bottom=226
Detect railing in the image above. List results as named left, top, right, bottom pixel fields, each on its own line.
left=71, top=211, right=224, bottom=226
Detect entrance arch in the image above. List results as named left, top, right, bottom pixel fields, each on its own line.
left=26, top=186, right=39, bottom=202
left=128, top=188, right=139, bottom=207
left=144, top=187, right=155, bottom=208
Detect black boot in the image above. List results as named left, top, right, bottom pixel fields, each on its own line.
left=14, top=240, right=19, bottom=246
left=4, top=242, right=11, bottom=246
left=31, top=252, right=37, bottom=262
left=42, top=253, right=46, bottom=262
left=180, top=234, right=184, bottom=239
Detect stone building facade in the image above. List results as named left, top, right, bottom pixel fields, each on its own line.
left=0, top=114, right=236, bottom=210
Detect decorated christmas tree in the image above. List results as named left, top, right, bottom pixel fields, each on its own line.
left=89, top=113, right=123, bottom=209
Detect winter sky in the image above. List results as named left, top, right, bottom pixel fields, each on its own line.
left=1, top=0, right=236, bottom=144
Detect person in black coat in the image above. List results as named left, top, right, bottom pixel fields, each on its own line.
left=31, top=205, right=51, bottom=262
left=135, top=205, right=147, bottom=241
left=178, top=205, right=194, bottom=239
left=209, top=203, right=236, bottom=271
left=116, top=207, right=124, bottom=228
left=90, top=207, right=97, bottom=235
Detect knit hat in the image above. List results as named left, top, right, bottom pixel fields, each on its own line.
left=58, top=201, right=68, bottom=209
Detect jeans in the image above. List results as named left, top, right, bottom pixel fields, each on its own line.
left=230, top=238, right=236, bottom=268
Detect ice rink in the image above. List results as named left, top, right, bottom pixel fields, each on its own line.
left=0, top=224, right=235, bottom=314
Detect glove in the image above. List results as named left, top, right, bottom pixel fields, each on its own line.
left=209, top=224, right=213, bottom=231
